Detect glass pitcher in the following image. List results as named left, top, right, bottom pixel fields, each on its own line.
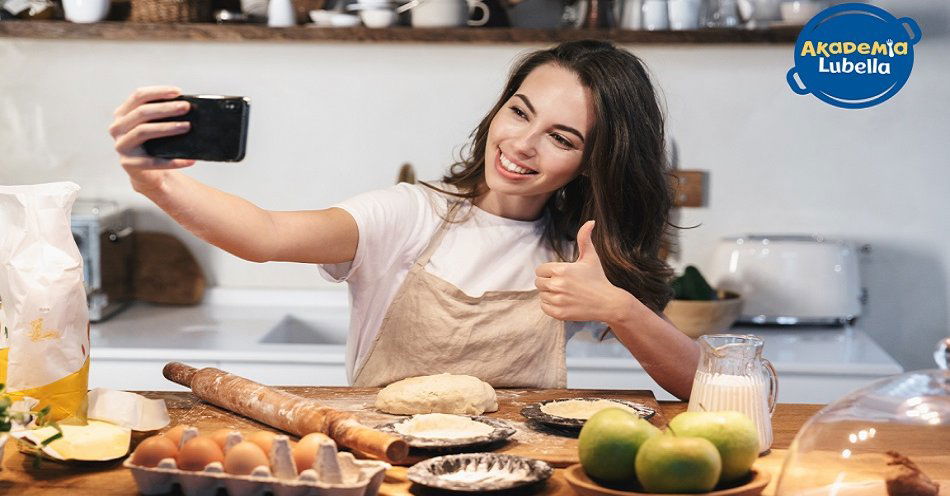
left=687, top=334, right=778, bottom=454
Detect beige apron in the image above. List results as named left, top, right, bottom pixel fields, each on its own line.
left=352, top=212, right=567, bottom=388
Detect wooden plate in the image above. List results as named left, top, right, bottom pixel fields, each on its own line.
left=563, top=464, right=771, bottom=496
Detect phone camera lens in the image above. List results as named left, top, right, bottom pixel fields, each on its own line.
left=225, top=102, right=237, bottom=110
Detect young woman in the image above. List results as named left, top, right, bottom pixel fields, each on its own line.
left=108, top=40, right=699, bottom=400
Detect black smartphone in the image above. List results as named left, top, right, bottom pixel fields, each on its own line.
left=143, top=95, right=250, bottom=162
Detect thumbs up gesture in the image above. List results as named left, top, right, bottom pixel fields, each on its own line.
left=535, top=220, right=635, bottom=323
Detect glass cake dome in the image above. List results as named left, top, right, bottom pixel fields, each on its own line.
left=775, top=369, right=949, bottom=496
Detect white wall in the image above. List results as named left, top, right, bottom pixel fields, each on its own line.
left=1, top=0, right=948, bottom=370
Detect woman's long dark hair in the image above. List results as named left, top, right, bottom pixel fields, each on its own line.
left=423, top=40, right=674, bottom=313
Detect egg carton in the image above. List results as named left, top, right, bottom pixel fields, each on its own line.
left=124, top=427, right=389, bottom=496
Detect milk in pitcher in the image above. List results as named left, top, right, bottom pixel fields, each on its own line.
left=687, top=334, right=778, bottom=454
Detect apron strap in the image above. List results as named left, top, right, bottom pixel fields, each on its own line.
left=413, top=200, right=464, bottom=268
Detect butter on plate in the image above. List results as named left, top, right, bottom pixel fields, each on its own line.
left=13, top=420, right=131, bottom=461
left=10, top=389, right=169, bottom=462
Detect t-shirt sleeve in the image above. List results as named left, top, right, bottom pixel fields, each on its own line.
left=318, top=183, right=431, bottom=284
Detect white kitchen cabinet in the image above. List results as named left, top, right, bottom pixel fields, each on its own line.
left=89, top=358, right=218, bottom=392
left=91, top=353, right=895, bottom=404
left=566, top=365, right=897, bottom=403
left=222, top=362, right=348, bottom=387
left=89, top=289, right=902, bottom=403
left=565, top=325, right=903, bottom=402
left=88, top=355, right=349, bottom=391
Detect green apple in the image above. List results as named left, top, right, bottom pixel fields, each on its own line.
left=668, top=411, right=760, bottom=483
left=635, top=435, right=722, bottom=493
left=578, top=407, right=661, bottom=483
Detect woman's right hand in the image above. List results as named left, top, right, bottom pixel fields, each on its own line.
left=109, top=86, right=196, bottom=194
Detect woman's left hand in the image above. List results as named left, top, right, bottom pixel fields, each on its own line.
left=535, top=220, right=636, bottom=323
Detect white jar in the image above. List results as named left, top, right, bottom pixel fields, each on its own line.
left=642, top=0, right=669, bottom=30
left=668, top=0, right=701, bottom=30
left=267, top=0, right=296, bottom=27
left=619, top=0, right=643, bottom=29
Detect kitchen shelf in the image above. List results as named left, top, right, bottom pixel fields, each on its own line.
left=0, top=20, right=801, bottom=44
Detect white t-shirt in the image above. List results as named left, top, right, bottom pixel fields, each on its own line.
left=319, top=182, right=607, bottom=383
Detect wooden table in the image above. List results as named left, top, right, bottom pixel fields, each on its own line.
left=0, top=388, right=823, bottom=495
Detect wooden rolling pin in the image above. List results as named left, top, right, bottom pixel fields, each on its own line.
left=163, top=362, right=408, bottom=464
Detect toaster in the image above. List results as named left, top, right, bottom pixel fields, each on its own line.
left=71, top=200, right=134, bottom=322
left=705, top=234, right=864, bottom=325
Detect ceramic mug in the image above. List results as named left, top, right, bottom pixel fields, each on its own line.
left=62, top=0, right=110, bottom=23
left=405, top=0, right=489, bottom=27
left=668, top=0, right=701, bottom=29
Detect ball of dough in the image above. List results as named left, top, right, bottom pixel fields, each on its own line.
left=375, top=374, right=498, bottom=415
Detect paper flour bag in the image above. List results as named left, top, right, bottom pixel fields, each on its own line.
left=0, top=182, right=90, bottom=424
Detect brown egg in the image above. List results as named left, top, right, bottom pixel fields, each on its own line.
left=223, top=441, right=270, bottom=476
left=247, top=431, right=278, bottom=455
left=292, top=433, right=332, bottom=473
left=209, top=428, right=233, bottom=450
left=177, top=436, right=225, bottom=471
left=163, top=424, right=191, bottom=448
left=131, top=435, right=178, bottom=468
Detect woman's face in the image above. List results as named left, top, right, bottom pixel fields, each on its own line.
left=484, top=63, right=594, bottom=206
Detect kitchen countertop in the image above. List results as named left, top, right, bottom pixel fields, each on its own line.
left=0, top=387, right=825, bottom=495
left=91, top=288, right=903, bottom=376
left=91, top=289, right=351, bottom=364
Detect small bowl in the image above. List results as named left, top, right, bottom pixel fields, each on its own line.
left=359, top=8, right=396, bottom=28
left=663, top=291, right=743, bottom=339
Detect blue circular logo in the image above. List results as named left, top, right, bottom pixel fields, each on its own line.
left=787, top=3, right=922, bottom=109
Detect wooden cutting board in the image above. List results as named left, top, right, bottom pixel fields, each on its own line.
left=156, top=386, right=665, bottom=468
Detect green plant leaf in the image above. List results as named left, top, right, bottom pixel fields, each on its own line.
left=671, top=265, right=718, bottom=301
left=40, top=431, right=63, bottom=446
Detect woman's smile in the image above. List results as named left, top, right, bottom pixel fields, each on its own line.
left=495, top=148, right=539, bottom=178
